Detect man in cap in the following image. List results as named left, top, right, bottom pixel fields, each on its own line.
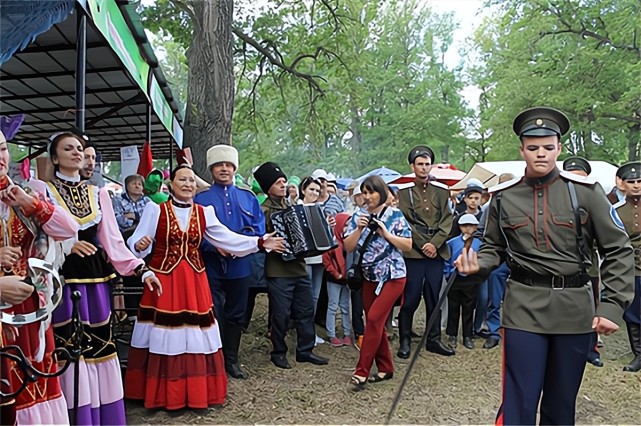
left=563, top=156, right=604, bottom=367
left=455, top=107, right=634, bottom=424
left=312, top=168, right=345, bottom=217
left=478, top=173, right=514, bottom=350
left=613, top=162, right=641, bottom=372
left=562, top=156, right=591, bottom=176
left=254, top=162, right=329, bottom=369
left=194, top=145, right=266, bottom=379
left=397, top=145, right=455, bottom=358
left=607, top=168, right=626, bottom=204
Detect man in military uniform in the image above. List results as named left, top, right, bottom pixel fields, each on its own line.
left=613, top=162, right=641, bottom=372
left=195, top=146, right=267, bottom=379
left=456, top=107, right=634, bottom=425
left=254, top=162, right=329, bottom=369
left=607, top=168, right=625, bottom=204
left=397, top=146, right=454, bottom=358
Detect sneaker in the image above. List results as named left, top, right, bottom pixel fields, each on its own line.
left=330, top=337, right=343, bottom=347
left=354, top=335, right=364, bottom=351
left=315, top=335, right=326, bottom=346
left=597, top=335, right=604, bottom=348
left=342, top=336, right=353, bottom=346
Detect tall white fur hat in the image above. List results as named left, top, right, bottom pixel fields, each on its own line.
left=207, top=145, right=239, bottom=170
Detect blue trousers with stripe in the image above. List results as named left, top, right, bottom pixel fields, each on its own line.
left=496, top=328, right=591, bottom=426
left=623, top=276, right=641, bottom=325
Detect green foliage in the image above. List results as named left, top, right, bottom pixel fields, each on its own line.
left=471, top=0, right=641, bottom=163
left=230, top=0, right=470, bottom=178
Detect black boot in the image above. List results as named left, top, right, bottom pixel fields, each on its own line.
left=425, top=309, right=455, bottom=356
left=396, top=312, right=412, bottom=359
left=223, top=321, right=249, bottom=379
left=623, top=322, right=641, bottom=372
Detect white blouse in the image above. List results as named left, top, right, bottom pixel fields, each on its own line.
left=127, top=201, right=260, bottom=259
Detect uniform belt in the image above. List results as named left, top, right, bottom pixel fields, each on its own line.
left=509, top=269, right=589, bottom=289
left=414, top=224, right=437, bottom=237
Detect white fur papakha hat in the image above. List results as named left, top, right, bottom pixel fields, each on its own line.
left=207, top=145, right=239, bottom=170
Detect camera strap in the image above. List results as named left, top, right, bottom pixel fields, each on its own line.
left=356, top=206, right=388, bottom=265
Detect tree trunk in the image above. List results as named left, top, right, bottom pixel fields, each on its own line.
left=184, top=0, right=234, bottom=178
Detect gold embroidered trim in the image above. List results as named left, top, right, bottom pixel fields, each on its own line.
left=47, top=180, right=99, bottom=225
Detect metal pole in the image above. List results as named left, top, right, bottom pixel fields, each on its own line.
left=75, top=9, right=87, bottom=131
left=145, top=104, right=152, bottom=142
left=169, top=138, right=174, bottom=170
left=72, top=9, right=86, bottom=425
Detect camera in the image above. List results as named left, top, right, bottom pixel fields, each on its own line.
left=367, top=216, right=380, bottom=232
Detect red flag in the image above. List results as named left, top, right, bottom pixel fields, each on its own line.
left=137, top=141, right=153, bottom=177
left=175, top=148, right=193, bottom=166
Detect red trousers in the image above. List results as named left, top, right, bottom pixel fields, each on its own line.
left=355, top=278, right=406, bottom=378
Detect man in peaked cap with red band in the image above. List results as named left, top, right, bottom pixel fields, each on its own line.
left=396, top=145, right=455, bottom=358
left=455, top=107, right=634, bottom=425
left=613, top=161, right=641, bottom=373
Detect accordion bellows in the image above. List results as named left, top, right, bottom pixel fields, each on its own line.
left=271, top=204, right=337, bottom=261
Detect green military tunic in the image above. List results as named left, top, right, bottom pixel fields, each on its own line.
left=614, top=196, right=641, bottom=277
left=397, top=180, right=453, bottom=260
left=478, top=168, right=634, bottom=334
left=261, top=196, right=308, bottom=278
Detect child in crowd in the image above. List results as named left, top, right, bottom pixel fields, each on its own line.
left=451, top=185, right=484, bottom=238
left=444, top=214, right=483, bottom=350
left=323, top=213, right=353, bottom=346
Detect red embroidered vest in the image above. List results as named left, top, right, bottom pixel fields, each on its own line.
left=148, top=202, right=206, bottom=274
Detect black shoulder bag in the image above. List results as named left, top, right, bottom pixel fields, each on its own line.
left=346, top=230, right=376, bottom=292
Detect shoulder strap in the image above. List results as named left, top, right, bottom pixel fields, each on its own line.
left=355, top=206, right=388, bottom=265
left=567, top=181, right=589, bottom=274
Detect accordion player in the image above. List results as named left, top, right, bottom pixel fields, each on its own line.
left=270, top=204, right=337, bottom=261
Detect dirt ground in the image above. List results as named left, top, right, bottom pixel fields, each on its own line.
left=126, top=294, right=641, bottom=425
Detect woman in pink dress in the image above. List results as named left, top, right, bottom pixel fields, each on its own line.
left=45, top=131, right=160, bottom=425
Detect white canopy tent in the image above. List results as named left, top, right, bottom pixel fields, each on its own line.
left=450, top=161, right=618, bottom=193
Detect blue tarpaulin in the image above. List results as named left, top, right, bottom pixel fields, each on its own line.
left=356, top=167, right=402, bottom=184
left=0, top=0, right=75, bottom=64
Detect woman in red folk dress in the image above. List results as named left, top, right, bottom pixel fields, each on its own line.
left=125, top=165, right=283, bottom=410
left=0, top=130, right=79, bottom=425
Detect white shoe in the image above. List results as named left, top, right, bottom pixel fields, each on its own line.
left=597, top=335, right=604, bottom=348
left=315, top=335, right=326, bottom=346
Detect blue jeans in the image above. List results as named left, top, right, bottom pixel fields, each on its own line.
left=326, top=281, right=352, bottom=338
left=474, top=279, right=489, bottom=333
left=486, top=263, right=510, bottom=338
left=306, top=263, right=325, bottom=314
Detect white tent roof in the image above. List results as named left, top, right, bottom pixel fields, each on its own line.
left=451, top=161, right=618, bottom=193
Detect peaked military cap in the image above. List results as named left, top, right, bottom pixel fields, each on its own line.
left=562, top=156, right=591, bottom=175
left=617, top=162, right=641, bottom=181
left=512, top=107, right=570, bottom=138
left=408, top=145, right=435, bottom=164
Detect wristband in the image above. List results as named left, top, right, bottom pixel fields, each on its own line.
left=257, top=236, right=266, bottom=252
left=134, top=264, right=151, bottom=277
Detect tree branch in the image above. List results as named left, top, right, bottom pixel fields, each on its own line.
left=173, top=0, right=201, bottom=32
left=232, top=27, right=327, bottom=94
left=541, top=3, right=640, bottom=53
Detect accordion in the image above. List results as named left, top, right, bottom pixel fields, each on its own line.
left=271, top=204, right=337, bottom=261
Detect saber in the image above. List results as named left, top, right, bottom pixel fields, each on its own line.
left=385, top=238, right=473, bottom=424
